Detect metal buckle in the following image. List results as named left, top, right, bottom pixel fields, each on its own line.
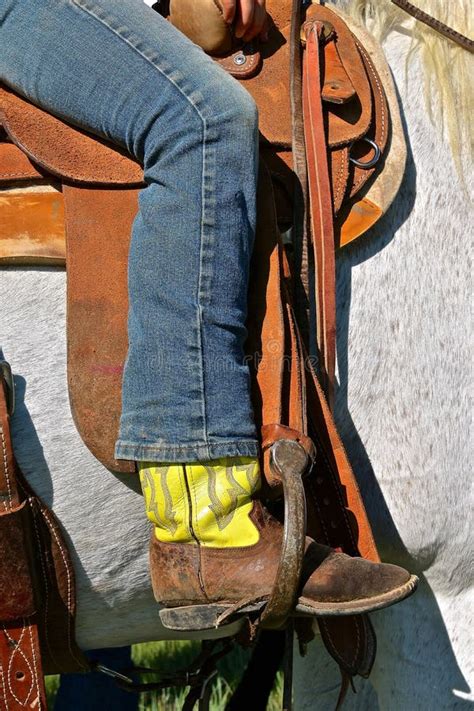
left=93, top=663, right=135, bottom=686
left=0, top=361, right=15, bottom=416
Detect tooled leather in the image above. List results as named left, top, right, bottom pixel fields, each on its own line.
left=0, top=621, right=46, bottom=711
left=0, top=380, right=47, bottom=710
left=25, top=495, right=88, bottom=675
left=243, top=19, right=293, bottom=147
left=0, top=376, right=88, bottom=691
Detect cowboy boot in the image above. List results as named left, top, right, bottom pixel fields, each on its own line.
left=139, top=458, right=417, bottom=629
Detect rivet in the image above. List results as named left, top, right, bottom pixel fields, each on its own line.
left=234, top=53, right=246, bottom=66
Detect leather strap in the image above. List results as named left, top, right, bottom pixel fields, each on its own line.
left=64, top=186, right=139, bottom=474
left=0, top=372, right=47, bottom=711
left=0, top=142, right=44, bottom=184
left=289, top=0, right=311, bottom=351
left=391, top=0, right=474, bottom=53
left=303, top=20, right=336, bottom=407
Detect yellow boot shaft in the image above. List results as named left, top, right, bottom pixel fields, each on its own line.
left=139, top=457, right=261, bottom=548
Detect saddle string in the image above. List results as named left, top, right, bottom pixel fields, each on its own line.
left=290, top=0, right=311, bottom=353
left=302, top=18, right=338, bottom=407
left=93, top=638, right=233, bottom=706
left=390, top=0, right=474, bottom=53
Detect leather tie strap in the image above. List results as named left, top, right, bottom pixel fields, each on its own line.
left=0, top=365, right=47, bottom=711
left=302, top=20, right=337, bottom=408
left=290, top=0, right=311, bottom=349
left=391, top=0, right=474, bottom=53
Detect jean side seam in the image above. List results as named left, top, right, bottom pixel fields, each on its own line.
left=196, top=131, right=214, bottom=455
left=69, top=0, right=212, bottom=451
left=197, top=114, right=208, bottom=453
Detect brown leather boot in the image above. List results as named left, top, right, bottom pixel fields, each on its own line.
left=139, top=458, right=417, bottom=631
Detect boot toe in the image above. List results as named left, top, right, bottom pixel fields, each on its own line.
left=299, top=541, right=416, bottom=614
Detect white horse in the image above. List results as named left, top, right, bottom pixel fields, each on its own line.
left=294, top=1, right=473, bottom=707
left=1, top=0, right=472, bottom=708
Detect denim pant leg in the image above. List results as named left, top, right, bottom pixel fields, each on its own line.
left=1, top=0, right=259, bottom=461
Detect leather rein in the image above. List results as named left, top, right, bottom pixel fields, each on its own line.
left=391, top=0, right=474, bottom=53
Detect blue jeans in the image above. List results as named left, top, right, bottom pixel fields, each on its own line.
left=1, top=0, right=260, bottom=462
left=55, top=647, right=138, bottom=711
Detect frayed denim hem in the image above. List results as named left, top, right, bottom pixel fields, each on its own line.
left=115, top=439, right=259, bottom=463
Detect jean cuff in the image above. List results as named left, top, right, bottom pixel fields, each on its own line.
left=115, top=439, right=259, bottom=463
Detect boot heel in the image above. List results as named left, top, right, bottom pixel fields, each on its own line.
left=159, top=602, right=264, bottom=631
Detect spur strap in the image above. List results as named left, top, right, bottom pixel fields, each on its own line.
left=391, top=0, right=474, bottom=53
left=0, top=365, right=47, bottom=711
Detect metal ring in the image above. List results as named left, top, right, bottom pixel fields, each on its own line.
left=349, top=138, right=381, bottom=169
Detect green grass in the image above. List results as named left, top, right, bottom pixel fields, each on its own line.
left=45, top=640, right=283, bottom=710
left=45, top=674, right=60, bottom=705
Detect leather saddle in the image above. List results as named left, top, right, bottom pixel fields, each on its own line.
left=0, top=0, right=406, bottom=707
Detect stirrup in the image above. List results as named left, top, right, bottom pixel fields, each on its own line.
left=159, top=439, right=309, bottom=633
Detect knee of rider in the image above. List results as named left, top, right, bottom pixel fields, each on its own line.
left=235, top=87, right=258, bottom=126
left=217, top=82, right=258, bottom=135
